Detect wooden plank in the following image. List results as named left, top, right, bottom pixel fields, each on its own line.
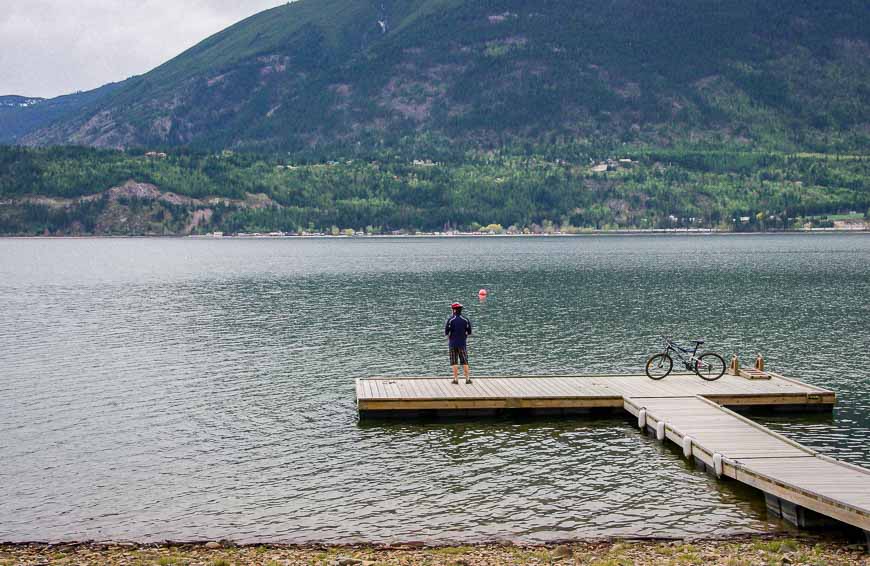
left=436, top=378, right=465, bottom=398
left=421, top=378, right=450, bottom=399
left=536, top=378, right=574, bottom=397
left=369, top=379, right=383, bottom=399
left=425, top=378, right=453, bottom=399
left=486, top=378, right=515, bottom=398
left=387, top=379, right=411, bottom=399
left=383, top=379, right=402, bottom=399
left=378, top=379, right=398, bottom=399
left=505, top=377, right=539, bottom=397
left=383, top=379, right=401, bottom=399
left=484, top=378, right=517, bottom=398
left=468, top=378, right=498, bottom=398
left=530, top=378, right=560, bottom=396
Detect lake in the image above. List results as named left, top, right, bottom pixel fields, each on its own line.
left=0, top=234, right=868, bottom=543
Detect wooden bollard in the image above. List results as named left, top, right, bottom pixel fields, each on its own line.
left=755, top=353, right=765, bottom=371
left=729, top=354, right=740, bottom=375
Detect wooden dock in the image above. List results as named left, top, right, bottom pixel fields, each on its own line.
left=623, top=395, right=870, bottom=532
left=356, top=372, right=835, bottom=413
left=356, top=372, right=870, bottom=539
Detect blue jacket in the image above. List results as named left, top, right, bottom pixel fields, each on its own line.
left=445, top=314, right=472, bottom=347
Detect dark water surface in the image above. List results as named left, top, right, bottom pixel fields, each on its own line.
left=1, top=234, right=868, bottom=543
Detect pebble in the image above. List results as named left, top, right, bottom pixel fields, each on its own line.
left=204, top=541, right=221, bottom=549
left=552, top=544, right=572, bottom=559
left=331, top=557, right=363, bottom=566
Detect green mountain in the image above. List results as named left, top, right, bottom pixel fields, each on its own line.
left=18, top=0, right=870, bottom=153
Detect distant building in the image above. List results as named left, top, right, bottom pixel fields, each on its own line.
left=833, top=220, right=867, bottom=230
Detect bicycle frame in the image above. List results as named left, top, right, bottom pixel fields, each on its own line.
left=662, top=338, right=703, bottom=371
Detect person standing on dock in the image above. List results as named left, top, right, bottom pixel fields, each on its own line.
left=445, top=302, right=472, bottom=385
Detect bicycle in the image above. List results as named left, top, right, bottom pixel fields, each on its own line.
left=645, top=336, right=726, bottom=381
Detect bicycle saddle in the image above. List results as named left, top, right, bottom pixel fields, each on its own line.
left=692, top=339, right=705, bottom=344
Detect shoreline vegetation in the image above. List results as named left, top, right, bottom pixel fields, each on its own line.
left=1, top=535, right=867, bottom=565
left=1, top=146, right=867, bottom=238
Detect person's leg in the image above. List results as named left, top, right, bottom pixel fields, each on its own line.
left=463, top=364, right=471, bottom=383
left=450, top=348, right=459, bottom=383
left=451, top=364, right=459, bottom=384
left=460, top=348, right=471, bottom=383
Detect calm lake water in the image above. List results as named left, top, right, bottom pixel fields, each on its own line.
left=0, top=234, right=868, bottom=543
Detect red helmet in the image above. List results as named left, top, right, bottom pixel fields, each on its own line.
left=451, top=302, right=463, bottom=309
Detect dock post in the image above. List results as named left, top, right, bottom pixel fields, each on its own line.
left=764, top=493, right=783, bottom=518
left=656, top=421, right=666, bottom=441
left=755, top=353, right=765, bottom=371
left=729, top=354, right=740, bottom=375
left=682, top=436, right=693, bottom=459
left=764, top=493, right=840, bottom=528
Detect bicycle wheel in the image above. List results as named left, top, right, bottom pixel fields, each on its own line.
left=645, top=353, right=673, bottom=380
left=695, top=352, right=726, bottom=381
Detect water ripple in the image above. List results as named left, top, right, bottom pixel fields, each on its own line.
left=0, top=234, right=867, bottom=543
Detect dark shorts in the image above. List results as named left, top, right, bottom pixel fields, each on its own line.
left=449, top=346, right=468, bottom=366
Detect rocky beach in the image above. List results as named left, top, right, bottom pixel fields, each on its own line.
left=1, top=536, right=868, bottom=566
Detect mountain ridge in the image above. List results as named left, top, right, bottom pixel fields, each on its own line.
left=0, top=83, right=123, bottom=144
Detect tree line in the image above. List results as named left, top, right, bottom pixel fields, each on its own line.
left=0, top=144, right=867, bottom=235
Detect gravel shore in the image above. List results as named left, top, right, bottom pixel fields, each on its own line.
left=1, top=535, right=867, bottom=565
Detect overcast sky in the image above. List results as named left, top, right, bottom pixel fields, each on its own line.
left=0, top=1, right=286, bottom=98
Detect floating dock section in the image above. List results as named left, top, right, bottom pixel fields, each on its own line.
left=623, top=395, right=869, bottom=533
left=356, top=372, right=870, bottom=539
left=356, top=372, right=834, bottom=414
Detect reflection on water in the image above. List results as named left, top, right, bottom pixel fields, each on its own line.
left=0, top=234, right=867, bottom=543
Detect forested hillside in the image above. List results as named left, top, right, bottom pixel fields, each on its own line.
left=15, top=0, right=870, bottom=154
left=1, top=145, right=866, bottom=235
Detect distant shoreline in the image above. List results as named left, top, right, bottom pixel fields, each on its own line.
left=191, top=228, right=870, bottom=239
left=1, top=229, right=868, bottom=240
